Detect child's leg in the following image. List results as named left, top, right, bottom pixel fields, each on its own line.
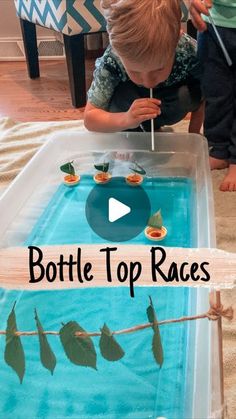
left=198, top=25, right=234, bottom=173
left=220, top=70, right=236, bottom=191
left=198, top=25, right=236, bottom=191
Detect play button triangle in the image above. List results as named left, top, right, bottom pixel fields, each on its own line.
left=109, top=197, right=131, bottom=223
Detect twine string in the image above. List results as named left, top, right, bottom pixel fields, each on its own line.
left=0, top=300, right=233, bottom=338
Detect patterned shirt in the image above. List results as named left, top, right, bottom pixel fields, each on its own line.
left=87, top=33, right=201, bottom=110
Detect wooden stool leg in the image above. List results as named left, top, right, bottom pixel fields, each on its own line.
left=63, top=33, right=86, bottom=108
left=20, top=18, right=40, bottom=79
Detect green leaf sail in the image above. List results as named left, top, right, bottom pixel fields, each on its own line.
left=94, top=162, right=109, bottom=173
left=4, top=303, right=25, bottom=383
left=60, top=161, right=75, bottom=176
left=130, top=162, right=146, bottom=176
left=99, top=324, right=125, bottom=361
left=148, top=210, right=163, bottom=229
left=60, top=321, right=97, bottom=370
left=146, top=297, right=164, bottom=367
left=35, top=310, right=56, bottom=375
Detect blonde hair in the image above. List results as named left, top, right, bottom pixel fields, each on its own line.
left=101, top=0, right=181, bottom=66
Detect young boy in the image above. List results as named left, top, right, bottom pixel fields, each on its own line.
left=190, top=0, right=236, bottom=192
left=84, top=0, right=203, bottom=134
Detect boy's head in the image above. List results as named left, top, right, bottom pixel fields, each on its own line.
left=102, top=0, right=181, bottom=88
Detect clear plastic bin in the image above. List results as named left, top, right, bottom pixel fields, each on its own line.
left=0, top=132, right=221, bottom=419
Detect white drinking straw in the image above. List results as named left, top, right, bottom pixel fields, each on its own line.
left=150, top=88, right=155, bottom=151
left=207, top=11, right=232, bottom=67
left=200, top=1, right=232, bottom=67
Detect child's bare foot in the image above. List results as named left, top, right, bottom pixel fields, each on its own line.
left=209, top=156, right=229, bottom=170
left=220, top=164, right=236, bottom=192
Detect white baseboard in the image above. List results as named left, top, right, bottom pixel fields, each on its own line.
left=0, top=36, right=65, bottom=61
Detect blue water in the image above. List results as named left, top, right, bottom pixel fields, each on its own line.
left=0, top=287, right=190, bottom=419
left=26, top=176, right=195, bottom=247
left=0, top=177, right=196, bottom=419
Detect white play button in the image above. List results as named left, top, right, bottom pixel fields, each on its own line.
left=109, top=197, right=131, bottom=223
left=86, top=179, right=151, bottom=241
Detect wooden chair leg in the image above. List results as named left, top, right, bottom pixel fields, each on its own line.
left=20, top=18, right=40, bottom=79
left=63, top=33, right=86, bottom=108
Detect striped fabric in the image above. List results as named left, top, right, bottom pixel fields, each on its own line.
left=14, top=0, right=107, bottom=35
left=14, top=0, right=189, bottom=36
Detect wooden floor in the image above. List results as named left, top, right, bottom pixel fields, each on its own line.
left=0, top=59, right=95, bottom=122
left=0, top=59, right=191, bottom=124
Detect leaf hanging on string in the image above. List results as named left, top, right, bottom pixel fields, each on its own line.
left=147, top=210, right=163, bottom=229
left=60, top=321, right=97, bottom=370
left=4, top=302, right=25, bottom=383
left=94, top=162, right=109, bottom=173
left=35, top=309, right=56, bottom=375
left=146, top=297, right=164, bottom=367
left=130, top=162, right=146, bottom=176
left=152, top=332, right=164, bottom=367
left=60, top=161, right=75, bottom=176
left=99, top=324, right=125, bottom=361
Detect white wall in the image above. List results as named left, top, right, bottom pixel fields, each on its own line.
left=0, top=0, right=54, bottom=39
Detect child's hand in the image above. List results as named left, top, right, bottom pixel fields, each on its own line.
left=190, top=0, right=212, bottom=32
left=125, top=98, right=161, bottom=129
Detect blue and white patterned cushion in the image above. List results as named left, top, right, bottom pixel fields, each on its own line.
left=14, top=0, right=107, bottom=36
